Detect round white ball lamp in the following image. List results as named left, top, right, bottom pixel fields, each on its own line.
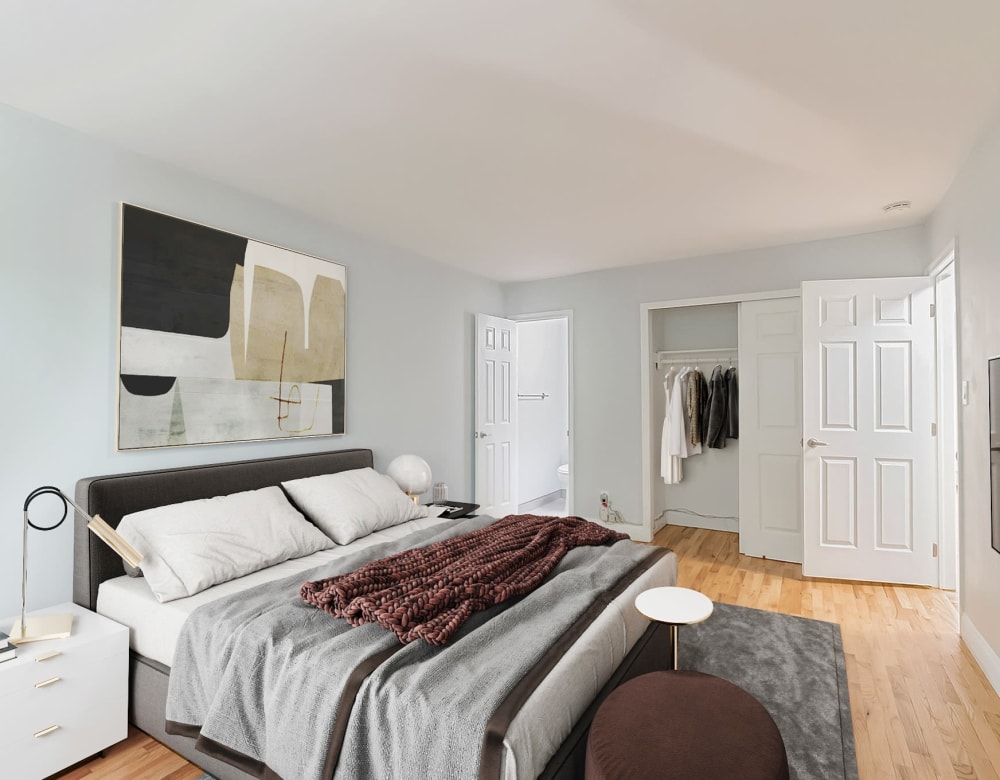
left=386, top=455, right=432, bottom=503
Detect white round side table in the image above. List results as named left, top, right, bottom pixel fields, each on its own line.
left=635, top=586, right=714, bottom=670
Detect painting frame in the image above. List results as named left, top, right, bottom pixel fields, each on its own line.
left=116, top=203, right=346, bottom=450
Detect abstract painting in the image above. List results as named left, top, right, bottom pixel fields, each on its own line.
left=117, top=204, right=346, bottom=449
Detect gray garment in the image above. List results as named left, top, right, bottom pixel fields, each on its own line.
left=167, top=515, right=655, bottom=780
left=706, top=365, right=728, bottom=448
left=725, top=366, right=739, bottom=439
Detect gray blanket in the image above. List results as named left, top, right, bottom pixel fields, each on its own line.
left=166, top=515, right=658, bottom=780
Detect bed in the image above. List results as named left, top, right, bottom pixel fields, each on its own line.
left=72, top=448, right=678, bottom=780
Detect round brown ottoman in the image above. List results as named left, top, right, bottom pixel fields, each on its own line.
left=584, top=671, right=789, bottom=780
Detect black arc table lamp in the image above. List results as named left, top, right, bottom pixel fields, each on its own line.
left=12, top=486, right=143, bottom=645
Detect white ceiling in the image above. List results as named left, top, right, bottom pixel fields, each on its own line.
left=3, top=1, right=1000, bottom=282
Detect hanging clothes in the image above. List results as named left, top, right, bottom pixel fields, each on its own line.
left=705, top=365, right=728, bottom=449
left=668, top=368, right=696, bottom=459
left=660, top=368, right=683, bottom=484
left=679, top=368, right=701, bottom=458
left=700, top=367, right=713, bottom=446
left=687, top=367, right=705, bottom=449
left=725, top=366, right=739, bottom=439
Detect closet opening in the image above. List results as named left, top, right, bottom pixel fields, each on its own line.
left=639, top=290, right=801, bottom=553
left=651, top=303, right=740, bottom=535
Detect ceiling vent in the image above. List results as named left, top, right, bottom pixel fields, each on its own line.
left=882, top=200, right=912, bottom=214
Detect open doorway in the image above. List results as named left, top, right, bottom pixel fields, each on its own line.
left=513, top=312, right=572, bottom=517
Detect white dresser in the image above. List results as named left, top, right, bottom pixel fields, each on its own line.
left=0, top=602, right=128, bottom=779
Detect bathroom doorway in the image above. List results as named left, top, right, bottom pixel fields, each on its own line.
left=514, top=311, right=572, bottom=517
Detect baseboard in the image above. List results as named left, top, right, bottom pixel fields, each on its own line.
left=662, top=514, right=739, bottom=534
left=519, top=490, right=563, bottom=513
left=961, top=612, right=1000, bottom=698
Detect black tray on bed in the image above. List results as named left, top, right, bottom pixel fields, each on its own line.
left=426, top=501, right=480, bottom=519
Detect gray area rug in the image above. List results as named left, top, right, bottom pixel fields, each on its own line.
left=681, top=601, right=858, bottom=780
left=197, top=602, right=857, bottom=780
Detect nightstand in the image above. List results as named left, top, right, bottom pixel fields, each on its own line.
left=1, top=602, right=128, bottom=779
left=634, top=586, right=714, bottom=670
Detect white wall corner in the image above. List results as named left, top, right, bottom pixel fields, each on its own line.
left=615, top=521, right=652, bottom=544
left=960, top=612, right=1000, bottom=698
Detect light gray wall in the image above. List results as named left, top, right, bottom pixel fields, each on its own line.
left=503, top=227, right=926, bottom=529
left=651, top=304, right=739, bottom=533
left=928, top=98, right=1000, bottom=690
left=517, top=319, right=569, bottom=505
left=0, top=104, right=503, bottom=618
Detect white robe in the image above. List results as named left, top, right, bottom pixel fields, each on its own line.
left=660, top=368, right=683, bottom=484
left=668, top=368, right=691, bottom=460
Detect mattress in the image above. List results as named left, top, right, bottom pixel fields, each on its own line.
left=97, top=516, right=677, bottom=779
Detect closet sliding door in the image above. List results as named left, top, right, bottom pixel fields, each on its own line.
left=738, top=297, right=804, bottom=563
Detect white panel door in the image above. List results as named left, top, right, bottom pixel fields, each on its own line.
left=475, top=314, right=518, bottom=516
left=739, top=297, right=804, bottom=563
left=801, top=278, right=937, bottom=586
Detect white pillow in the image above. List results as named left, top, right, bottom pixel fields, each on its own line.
left=282, top=467, right=429, bottom=545
left=117, top=486, right=335, bottom=603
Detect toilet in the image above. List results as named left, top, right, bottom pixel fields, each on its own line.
left=557, top=463, right=569, bottom=492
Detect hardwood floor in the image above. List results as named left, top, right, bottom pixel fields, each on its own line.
left=53, top=727, right=202, bottom=779
left=657, top=525, right=1000, bottom=780
left=60, top=525, right=1000, bottom=779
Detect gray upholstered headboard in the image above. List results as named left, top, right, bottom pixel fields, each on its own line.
left=72, top=448, right=374, bottom=610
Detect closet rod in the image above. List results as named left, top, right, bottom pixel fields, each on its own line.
left=655, top=347, right=737, bottom=370
left=657, top=357, right=738, bottom=369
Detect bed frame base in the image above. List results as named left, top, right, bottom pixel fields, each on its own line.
left=127, top=622, right=671, bottom=780
left=539, top=621, right=672, bottom=779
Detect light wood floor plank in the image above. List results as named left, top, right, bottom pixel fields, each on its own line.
left=656, top=525, right=1000, bottom=779
left=59, top=524, right=1000, bottom=779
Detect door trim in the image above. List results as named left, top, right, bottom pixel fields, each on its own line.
left=640, top=289, right=800, bottom=543
left=932, top=249, right=960, bottom=592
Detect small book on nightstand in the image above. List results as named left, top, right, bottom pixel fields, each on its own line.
left=0, top=644, right=16, bottom=663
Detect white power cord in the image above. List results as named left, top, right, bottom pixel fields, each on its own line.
left=652, top=507, right=739, bottom=524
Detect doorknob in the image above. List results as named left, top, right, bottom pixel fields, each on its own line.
left=475, top=432, right=490, bottom=439
left=806, top=438, right=829, bottom=448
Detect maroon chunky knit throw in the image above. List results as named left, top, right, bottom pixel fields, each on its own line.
left=300, top=514, right=629, bottom=646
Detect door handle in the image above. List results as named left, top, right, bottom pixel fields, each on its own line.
left=806, top=438, right=829, bottom=448
left=475, top=432, right=490, bottom=439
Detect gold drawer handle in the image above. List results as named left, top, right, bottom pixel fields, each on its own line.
left=34, top=725, right=60, bottom=739
left=35, top=650, right=61, bottom=662
left=35, top=676, right=61, bottom=688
